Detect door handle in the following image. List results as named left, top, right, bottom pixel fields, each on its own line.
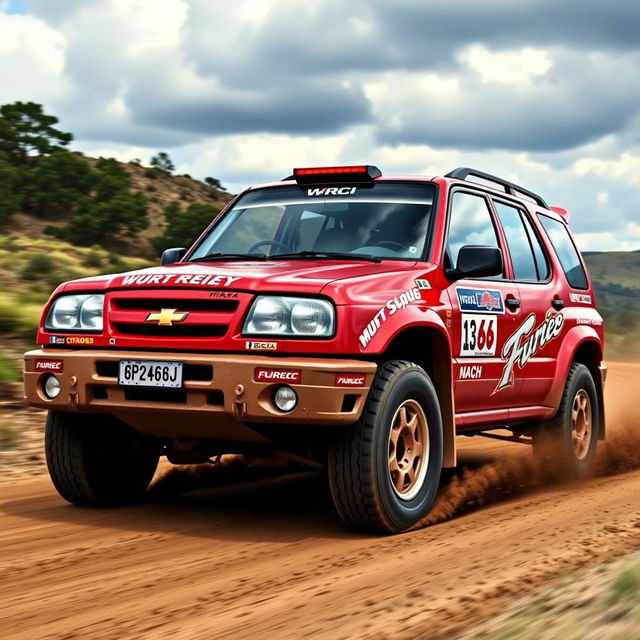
left=552, top=297, right=564, bottom=310
left=505, top=296, right=520, bottom=311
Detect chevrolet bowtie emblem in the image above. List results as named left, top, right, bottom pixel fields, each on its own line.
left=146, top=308, right=189, bottom=326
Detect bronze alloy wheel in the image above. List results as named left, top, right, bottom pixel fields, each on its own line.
left=388, top=399, right=430, bottom=501
left=571, top=389, right=592, bottom=461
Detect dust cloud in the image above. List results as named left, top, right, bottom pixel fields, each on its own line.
left=149, top=364, right=640, bottom=530
left=424, top=365, right=640, bottom=526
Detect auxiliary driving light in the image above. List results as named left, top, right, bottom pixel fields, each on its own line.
left=43, top=374, right=61, bottom=399
left=274, top=385, right=298, bottom=412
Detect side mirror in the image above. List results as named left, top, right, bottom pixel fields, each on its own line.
left=446, top=245, right=503, bottom=281
left=161, top=247, right=187, bottom=265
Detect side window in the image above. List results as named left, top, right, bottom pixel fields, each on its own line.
left=538, top=214, right=588, bottom=289
left=493, top=201, right=538, bottom=281
left=447, top=192, right=502, bottom=271
left=521, top=214, right=550, bottom=280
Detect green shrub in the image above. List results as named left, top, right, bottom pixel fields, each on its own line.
left=0, top=352, right=19, bottom=382
left=607, top=564, right=640, bottom=605
left=0, top=298, right=18, bottom=333
left=84, top=250, right=103, bottom=269
left=21, top=253, right=55, bottom=280
left=143, top=167, right=161, bottom=179
left=0, top=295, right=42, bottom=338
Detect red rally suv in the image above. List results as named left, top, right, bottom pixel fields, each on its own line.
left=23, top=165, right=606, bottom=533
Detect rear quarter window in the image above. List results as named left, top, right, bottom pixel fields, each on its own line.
left=538, top=213, right=588, bottom=290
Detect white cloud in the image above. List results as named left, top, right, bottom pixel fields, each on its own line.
left=1, top=0, right=639, bottom=251
left=0, top=12, right=67, bottom=104
left=574, top=222, right=640, bottom=252
left=459, top=44, right=553, bottom=86
left=573, top=152, right=640, bottom=185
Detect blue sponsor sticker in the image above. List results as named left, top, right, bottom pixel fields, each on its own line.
left=49, top=336, right=66, bottom=345
left=456, top=288, right=505, bottom=314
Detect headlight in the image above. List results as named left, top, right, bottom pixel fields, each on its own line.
left=45, top=294, right=104, bottom=332
left=243, top=296, right=335, bottom=337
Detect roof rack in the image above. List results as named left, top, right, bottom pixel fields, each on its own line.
left=445, top=167, right=548, bottom=208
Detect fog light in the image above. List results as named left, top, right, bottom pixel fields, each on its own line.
left=43, top=374, right=61, bottom=399
left=274, top=385, right=297, bottom=412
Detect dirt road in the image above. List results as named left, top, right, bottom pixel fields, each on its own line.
left=2, top=363, right=639, bottom=640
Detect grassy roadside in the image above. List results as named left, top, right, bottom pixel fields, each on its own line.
left=0, top=233, right=153, bottom=348
left=457, top=550, right=640, bottom=640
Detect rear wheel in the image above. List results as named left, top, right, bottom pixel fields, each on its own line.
left=328, top=360, right=443, bottom=533
left=533, top=363, right=599, bottom=480
left=45, top=410, right=159, bottom=506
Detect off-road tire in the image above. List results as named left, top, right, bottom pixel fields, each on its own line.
left=328, top=360, right=443, bottom=533
left=533, top=362, right=599, bottom=480
left=45, top=410, right=159, bottom=506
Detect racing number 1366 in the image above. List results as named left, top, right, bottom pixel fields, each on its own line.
left=460, top=314, right=497, bottom=357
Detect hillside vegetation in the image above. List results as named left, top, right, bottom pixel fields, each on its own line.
left=583, top=252, right=640, bottom=360
left=0, top=101, right=637, bottom=365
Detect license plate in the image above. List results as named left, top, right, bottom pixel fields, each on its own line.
left=118, top=360, right=183, bottom=388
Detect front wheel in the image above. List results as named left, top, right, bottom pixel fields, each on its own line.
left=328, top=360, right=443, bottom=533
left=45, top=411, right=160, bottom=506
left=533, top=363, right=600, bottom=480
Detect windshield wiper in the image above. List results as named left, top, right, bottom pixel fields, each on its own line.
left=189, top=252, right=268, bottom=263
left=270, top=251, right=382, bottom=263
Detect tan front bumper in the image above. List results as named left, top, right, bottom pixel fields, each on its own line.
left=24, top=350, right=377, bottom=432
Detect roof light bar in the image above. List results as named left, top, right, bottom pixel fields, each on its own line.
left=290, top=165, right=382, bottom=184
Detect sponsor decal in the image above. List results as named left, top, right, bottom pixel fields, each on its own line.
left=495, top=311, right=564, bottom=393
left=35, top=359, right=63, bottom=373
left=120, top=273, right=241, bottom=287
left=335, top=374, right=366, bottom=387
left=456, top=288, right=505, bottom=314
left=307, top=187, right=357, bottom=196
left=146, top=308, right=189, bottom=326
left=254, top=368, right=302, bottom=384
left=49, top=336, right=95, bottom=345
left=66, top=336, right=95, bottom=345
left=245, top=340, right=278, bottom=351
left=576, top=317, right=603, bottom=326
left=209, top=291, right=238, bottom=298
left=359, top=287, right=421, bottom=348
left=570, top=293, right=592, bottom=305
left=415, top=279, right=431, bottom=290
left=460, top=314, right=497, bottom=357
left=458, top=365, right=482, bottom=380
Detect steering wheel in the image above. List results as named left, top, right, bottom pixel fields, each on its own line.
left=247, top=240, right=292, bottom=254
left=373, top=241, right=410, bottom=252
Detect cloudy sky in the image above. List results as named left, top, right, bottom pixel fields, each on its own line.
left=1, top=0, right=639, bottom=251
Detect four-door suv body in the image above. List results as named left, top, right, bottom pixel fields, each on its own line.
left=24, top=165, right=606, bottom=532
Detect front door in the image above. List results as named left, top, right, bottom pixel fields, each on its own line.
left=444, top=190, right=523, bottom=419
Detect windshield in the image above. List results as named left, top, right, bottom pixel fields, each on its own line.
left=189, top=182, right=436, bottom=261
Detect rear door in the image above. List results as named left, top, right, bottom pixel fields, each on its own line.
left=445, top=190, right=522, bottom=418
left=490, top=199, right=559, bottom=412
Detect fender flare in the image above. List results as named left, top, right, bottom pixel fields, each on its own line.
left=368, top=309, right=457, bottom=468
left=547, top=325, right=605, bottom=435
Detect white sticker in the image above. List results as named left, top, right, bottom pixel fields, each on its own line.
left=460, top=314, right=497, bottom=357
left=459, top=365, right=483, bottom=380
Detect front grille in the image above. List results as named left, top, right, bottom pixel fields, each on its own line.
left=112, top=323, right=227, bottom=338
left=107, top=290, right=245, bottom=340
left=112, top=298, right=239, bottom=312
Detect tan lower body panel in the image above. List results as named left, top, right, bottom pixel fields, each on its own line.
left=24, top=350, right=377, bottom=440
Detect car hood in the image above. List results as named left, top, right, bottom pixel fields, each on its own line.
left=61, top=259, right=420, bottom=298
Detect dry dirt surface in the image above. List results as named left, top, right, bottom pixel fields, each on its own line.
left=1, top=363, right=640, bottom=640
